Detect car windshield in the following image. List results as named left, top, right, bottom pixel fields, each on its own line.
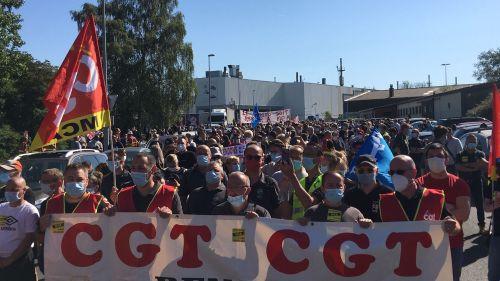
left=211, top=115, right=225, bottom=122
left=19, top=157, right=68, bottom=191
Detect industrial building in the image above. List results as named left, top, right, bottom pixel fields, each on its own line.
left=346, top=83, right=493, bottom=119
left=191, top=65, right=365, bottom=122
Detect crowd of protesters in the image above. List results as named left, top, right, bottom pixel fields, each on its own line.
left=2, top=118, right=500, bottom=281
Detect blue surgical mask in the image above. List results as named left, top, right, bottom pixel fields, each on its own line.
left=4, top=191, right=21, bottom=203
left=292, top=160, right=303, bottom=171
left=205, top=170, right=221, bottom=185
left=65, top=182, right=86, bottom=197
left=324, top=188, right=344, bottom=205
left=197, top=155, right=210, bottom=166
left=227, top=194, right=246, bottom=208
left=270, top=153, right=282, bottom=163
left=320, top=165, right=329, bottom=174
left=131, top=172, right=149, bottom=187
left=303, top=157, right=315, bottom=170
left=0, top=172, right=10, bottom=184
left=357, top=173, right=376, bottom=185
left=467, top=143, right=477, bottom=150
left=232, top=164, right=241, bottom=172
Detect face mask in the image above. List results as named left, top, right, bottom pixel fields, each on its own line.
left=324, top=188, right=343, bottom=205
left=245, top=138, right=252, bottom=143
left=40, top=183, right=53, bottom=196
left=165, top=166, right=178, bottom=172
left=197, top=155, right=210, bottom=166
left=270, top=153, right=282, bottom=163
left=292, top=160, right=303, bottom=171
left=467, top=143, right=477, bottom=150
left=427, top=157, right=446, bottom=173
left=65, top=181, right=86, bottom=197
left=131, top=171, right=149, bottom=187
left=205, top=170, right=221, bottom=185
left=411, top=133, right=419, bottom=139
left=86, top=187, right=95, bottom=194
left=4, top=191, right=21, bottom=203
left=391, top=174, right=409, bottom=192
left=107, top=161, right=118, bottom=170
left=232, top=164, right=241, bottom=172
left=177, top=144, right=186, bottom=152
left=0, top=172, right=10, bottom=184
left=338, top=169, right=347, bottom=176
left=357, top=173, right=376, bottom=185
left=302, top=157, right=315, bottom=170
left=227, top=194, right=246, bottom=208
left=320, top=165, right=329, bottom=174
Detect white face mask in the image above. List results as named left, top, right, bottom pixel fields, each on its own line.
left=227, top=195, right=246, bottom=208
left=391, top=174, right=409, bottom=192
left=40, top=183, right=53, bottom=196
left=427, top=157, right=446, bottom=173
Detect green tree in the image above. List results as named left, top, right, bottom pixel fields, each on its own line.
left=324, top=111, right=333, bottom=121
left=474, top=48, right=500, bottom=82
left=0, top=125, right=21, bottom=161
left=71, top=0, right=197, bottom=129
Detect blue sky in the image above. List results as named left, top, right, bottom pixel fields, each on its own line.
left=18, top=0, right=500, bottom=89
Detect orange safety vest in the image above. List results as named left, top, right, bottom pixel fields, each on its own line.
left=379, top=188, right=445, bottom=222
left=45, top=193, right=103, bottom=214
left=117, top=184, right=175, bottom=212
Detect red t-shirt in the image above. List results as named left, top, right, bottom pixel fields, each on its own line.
left=416, top=173, right=471, bottom=248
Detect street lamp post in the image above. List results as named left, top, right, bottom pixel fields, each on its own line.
left=441, top=63, right=450, bottom=86
left=208, top=54, right=215, bottom=127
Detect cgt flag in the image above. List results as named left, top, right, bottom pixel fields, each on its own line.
left=30, top=16, right=110, bottom=151
left=489, top=83, right=500, bottom=178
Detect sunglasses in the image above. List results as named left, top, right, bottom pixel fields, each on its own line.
left=245, top=155, right=263, bottom=161
left=356, top=168, right=375, bottom=174
left=388, top=169, right=407, bottom=176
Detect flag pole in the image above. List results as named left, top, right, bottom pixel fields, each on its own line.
left=102, top=0, right=117, bottom=189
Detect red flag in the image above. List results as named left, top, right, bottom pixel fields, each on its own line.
left=489, top=83, right=500, bottom=178
left=30, top=16, right=111, bottom=151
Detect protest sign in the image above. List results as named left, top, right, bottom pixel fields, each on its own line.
left=45, top=214, right=452, bottom=281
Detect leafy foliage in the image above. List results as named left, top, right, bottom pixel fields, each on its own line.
left=0, top=125, right=21, bottom=162
left=474, top=48, right=500, bottom=82
left=71, top=0, right=197, bottom=129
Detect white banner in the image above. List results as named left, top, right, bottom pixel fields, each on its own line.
left=44, top=214, right=452, bottom=281
left=240, top=109, right=291, bottom=124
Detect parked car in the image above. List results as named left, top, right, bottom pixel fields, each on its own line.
left=437, top=117, right=489, bottom=128
left=453, top=123, right=492, bottom=140
left=105, top=147, right=152, bottom=168
left=458, top=130, right=491, bottom=156
left=11, top=149, right=108, bottom=208
left=411, top=121, right=436, bottom=142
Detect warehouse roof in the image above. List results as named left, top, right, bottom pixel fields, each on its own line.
left=345, top=84, right=475, bottom=101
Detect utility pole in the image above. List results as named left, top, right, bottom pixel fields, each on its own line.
left=337, top=58, right=346, bottom=118
left=441, top=63, right=450, bottom=86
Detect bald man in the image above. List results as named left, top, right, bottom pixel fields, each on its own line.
left=244, top=144, right=285, bottom=218
left=212, top=172, right=270, bottom=218
left=0, top=177, right=39, bottom=281
left=380, top=155, right=460, bottom=235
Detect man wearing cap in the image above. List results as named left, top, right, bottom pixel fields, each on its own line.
left=262, top=139, right=285, bottom=176
left=126, top=131, right=139, bottom=147
left=343, top=154, right=392, bottom=222
left=0, top=161, right=35, bottom=205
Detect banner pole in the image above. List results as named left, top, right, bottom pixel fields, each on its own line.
left=102, top=0, right=117, bottom=188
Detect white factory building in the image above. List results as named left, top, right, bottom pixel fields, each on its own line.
left=191, top=65, right=364, bottom=122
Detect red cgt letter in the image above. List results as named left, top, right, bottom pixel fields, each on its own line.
left=266, top=229, right=310, bottom=274
left=61, top=223, right=103, bottom=267
left=115, top=222, right=160, bottom=267
left=170, top=225, right=212, bottom=268
left=323, top=233, right=375, bottom=277
left=386, top=232, right=432, bottom=276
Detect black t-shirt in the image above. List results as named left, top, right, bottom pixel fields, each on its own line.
left=179, top=166, right=206, bottom=205
left=212, top=201, right=271, bottom=218
left=457, top=149, right=485, bottom=179
left=186, top=185, right=226, bottom=215
left=343, top=183, right=393, bottom=222
left=248, top=173, right=282, bottom=215
left=304, top=203, right=364, bottom=222
left=131, top=184, right=183, bottom=214
left=163, top=167, right=187, bottom=186
left=409, top=138, right=425, bottom=166
left=101, top=171, right=134, bottom=200
left=388, top=188, right=451, bottom=221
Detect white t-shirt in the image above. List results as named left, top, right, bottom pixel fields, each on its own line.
left=0, top=201, right=39, bottom=258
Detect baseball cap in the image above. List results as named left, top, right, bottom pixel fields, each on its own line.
left=210, top=147, right=223, bottom=158
left=0, top=160, right=23, bottom=173
left=355, top=154, right=377, bottom=168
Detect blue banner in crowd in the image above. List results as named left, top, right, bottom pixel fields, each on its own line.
left=347, top=130, right=394, bottom=188
left=251, top=104, right=261, bottom=128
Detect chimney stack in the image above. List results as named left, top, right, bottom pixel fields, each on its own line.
left=455, top=77, right=458, bottom=85
left=396, top=81, right=399, bottom=89
left=300, top=75, right=303, bottom=83
left=296, top=72, right=299, bottom=83
left=389, top=84, right=395, bottom=98
left=427, top=75, right=431, bottom=87
left=322, top=78, right=326, bottom=84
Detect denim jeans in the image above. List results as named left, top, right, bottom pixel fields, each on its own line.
left=451, top=247, right=463, bottom=281
left=489, top=236, right=500, bottom=281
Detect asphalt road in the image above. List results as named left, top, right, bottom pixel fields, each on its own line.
left=36, top=207, right=493, bottom=281
left=461, top=207, right=492, bottom=281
